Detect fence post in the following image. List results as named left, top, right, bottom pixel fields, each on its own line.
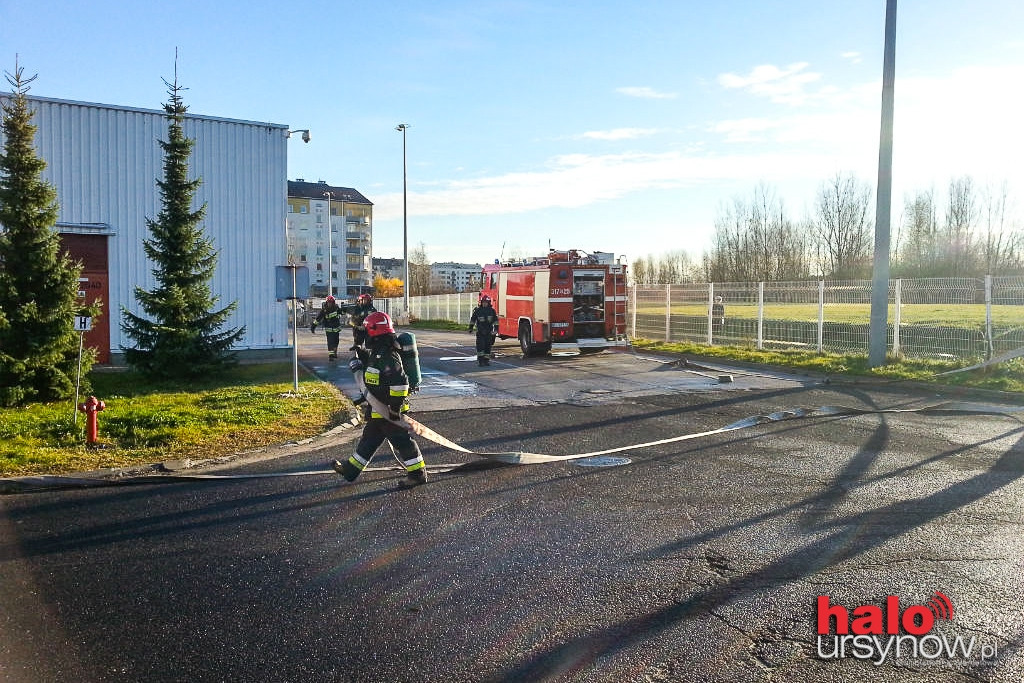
left=817, top=280, right=825, bottom=353
left=630, top=284, right=638, bottom=339
left=446, top=294, right=450, bottom=322
left=665, top=283, right=672, bottom=343
left=985, top=275, right=993, bottom=358
left=757, top=282, right=764, bottom=350
left=707, top=283, right=715, bottom=346
left=893, top=279, right=902, bottom=357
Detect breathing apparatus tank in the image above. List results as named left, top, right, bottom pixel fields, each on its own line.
left=396, top=331, right=421, bottom=391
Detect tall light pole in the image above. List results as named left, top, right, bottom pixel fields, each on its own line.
left=285, top=127, right=310, bottom=392
left=869, top=0, right=897, bottom=367
left=323, top=190, right=334, bottom=298
left=396, top=123, right=410, bottom=317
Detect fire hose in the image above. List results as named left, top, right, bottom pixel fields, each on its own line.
left=3, top=398, right=1021, bottom=493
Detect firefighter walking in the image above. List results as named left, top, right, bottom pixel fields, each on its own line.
left=468, top=295, right=497, bottom=366
left=334, top=311, right=428, bottom=487
left=348, top=293, right=377, bottom=351
left=311, top=295, right=343, bottom=361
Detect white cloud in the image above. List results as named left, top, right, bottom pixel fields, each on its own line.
left=718, top=62, right=823, bottom=105
left=615, top=86, right=677, bottom=99
left=580, top=127, right=659, bottom=141
left=372, top=150, right=846, bottom=221
left=841, top=51, right=863, bottom=64
left=370, top=64, right=1024, bottom=232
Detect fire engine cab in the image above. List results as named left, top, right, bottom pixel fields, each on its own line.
left=479, top=249, right=629, bottom=356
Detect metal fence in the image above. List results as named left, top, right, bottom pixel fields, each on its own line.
left=367, top=277, right=1023, bottom=362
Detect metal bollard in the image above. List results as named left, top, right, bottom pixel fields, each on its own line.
left=77, top=395, right=106, bottom=445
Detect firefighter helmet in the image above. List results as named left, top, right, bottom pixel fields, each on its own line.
left=325, top=295, right=335, bottom=303
left=357, top=293, right=373, bottom=305
left=480, top=295, right=492, bottom=304
left=364, top=311, right=396, bottom=337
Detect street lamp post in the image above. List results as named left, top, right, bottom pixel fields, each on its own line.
left=323, top=190, right=333, bottom=298
left=396, top=123, right=410, bottom=318
left=285, top=127, right=311, bottom=392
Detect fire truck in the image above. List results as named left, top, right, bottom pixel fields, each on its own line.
left=478, top=249, right=629, bottom=356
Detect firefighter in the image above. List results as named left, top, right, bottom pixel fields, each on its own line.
left=468, top=295, right=498, bottom=366
left=334, top=311, right=428, bottom=487
left=310, top=295, right=343, bottom=361
left=349, top=293, right=377, bottom=351
left=712, top=295, right=725, bottom=335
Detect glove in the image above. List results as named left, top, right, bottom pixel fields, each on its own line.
left=310, top=324, right=316, bottom=334
left=348, top=358, right=364, bottom=373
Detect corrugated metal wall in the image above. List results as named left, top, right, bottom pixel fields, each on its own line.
left=24, top=95, right=290, bottom=358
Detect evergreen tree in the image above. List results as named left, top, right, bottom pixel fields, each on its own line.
left=0, top=61, right=93, bottom=407
left=121, top=71, right=244, bottom=378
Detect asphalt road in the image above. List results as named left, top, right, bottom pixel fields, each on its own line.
left=2, top=329, right=1024, bottom=682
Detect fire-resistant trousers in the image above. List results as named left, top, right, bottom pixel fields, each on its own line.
left=354, top=418, right=423, bottom=469
left=475, top=331, right=495, bottom=359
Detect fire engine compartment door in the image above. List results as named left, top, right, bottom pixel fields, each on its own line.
left=573, top=269, right=605, bottom=322
left=497, top=272, right=508, bottom=317
left=534, top=271, right=549, bottom=321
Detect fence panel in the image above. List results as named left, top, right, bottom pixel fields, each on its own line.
left=389, top=276, right=1022, bottom=364
left=991, top=276, right=1024, bottom=357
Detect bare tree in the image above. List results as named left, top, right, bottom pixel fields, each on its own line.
left=895, top=188, right=940, bottom=276
left=705, top=185, right=809, bottom=282
left=977, top=181, right=1022, bottom=275
left=631, top=255, right=651, bottom=285
left=408, top=242, right=432, bottom=296
left=811, top=172, right=873, bottom=279
left=942, top=176, right=977, bottom=276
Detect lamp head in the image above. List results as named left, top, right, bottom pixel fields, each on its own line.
left=287, top=129, right=311, bottom=143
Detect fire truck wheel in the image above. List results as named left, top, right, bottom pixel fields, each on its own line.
left=518, top=323, right=534, bottom=356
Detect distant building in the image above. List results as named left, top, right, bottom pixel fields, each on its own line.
left=430, top=262, right=482, bottom=293
left=287, top=180, right=373, bottom=298
left=372, top=257, right=406, bottom=280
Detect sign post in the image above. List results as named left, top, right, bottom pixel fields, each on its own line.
left=276, top=265, right=310, bottom=393
left=73, top=315, right=92, bottom=424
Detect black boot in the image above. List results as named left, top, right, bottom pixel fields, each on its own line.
left=398, top=467, right=428, bottom=488
left=332, top=458, right=361, bottom=482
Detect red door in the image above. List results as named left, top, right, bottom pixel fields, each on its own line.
left=60, top=233, right=111, bottom=364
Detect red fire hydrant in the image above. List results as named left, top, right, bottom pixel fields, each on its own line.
left=78, top=396, right=106, bottom=445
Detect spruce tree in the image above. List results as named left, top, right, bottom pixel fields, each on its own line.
left=121, top=72, right=245, bottom=378
left=0, top=61, right=93, bottom=407
left=120, top=70, right=244, bottom=378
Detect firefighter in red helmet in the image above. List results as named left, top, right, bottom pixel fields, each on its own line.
left=335, top=311, right=428, bottom=487
left=311, top=295, right=343, bottom=361
left=349, top=292, right=377, bottom=351
left=468, top=295, right=498, bottom=366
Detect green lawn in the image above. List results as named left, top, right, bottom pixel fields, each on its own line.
left=0, top=363, right=348, bottom=477
left=634, top=302, right=1022, bottom=327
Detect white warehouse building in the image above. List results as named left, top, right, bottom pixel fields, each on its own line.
left=4, top=94, right=292, bottom=364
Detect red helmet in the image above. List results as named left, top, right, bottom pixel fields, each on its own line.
left=357, top=293, right=373, bottom=305
left=363, top=311, right=395, bottom=337
left=325, top=295, right=335, bottom=303
left=480, top=295, right=492, bottom=304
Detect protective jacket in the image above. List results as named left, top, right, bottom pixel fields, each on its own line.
left=349, top=302, right=377, bottom=347
left=313, top=301, right=343, bottom=333
left=469, top=304, right=497, bottom=336
left=362, top=336, right=411, bottom=419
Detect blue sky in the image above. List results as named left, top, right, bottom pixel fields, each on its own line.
left=4, top=0, right=1024, bottom=267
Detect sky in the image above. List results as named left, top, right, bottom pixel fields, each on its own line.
left=3, top=0, right=1024, bottom=267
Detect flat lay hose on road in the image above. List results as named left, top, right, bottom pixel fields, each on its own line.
left=2, top=401, right=1022, bottom=492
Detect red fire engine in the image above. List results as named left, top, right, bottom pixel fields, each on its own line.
left=478, top=249, right=629, bottom=356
